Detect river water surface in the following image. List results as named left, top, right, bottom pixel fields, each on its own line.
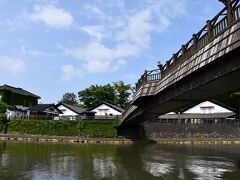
left=0, top=141, right=239, bottom=180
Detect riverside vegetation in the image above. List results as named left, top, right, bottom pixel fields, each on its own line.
left=0, top=101, right=8, bottom=133
left=0, top=100, right=121, bottom=138
left=2, top=119, right=121, bottom=138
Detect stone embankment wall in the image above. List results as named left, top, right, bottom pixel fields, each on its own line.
left=0, top=134, right=135, bottom=144
left=142, top=123, right=240, bottom=138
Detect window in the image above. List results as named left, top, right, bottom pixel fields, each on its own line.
left=200, top=106, right=214, bottom=114
left=98, top=109, right=109, bottom=115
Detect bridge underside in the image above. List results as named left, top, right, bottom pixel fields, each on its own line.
left=122, top=47, right=240, bottom=126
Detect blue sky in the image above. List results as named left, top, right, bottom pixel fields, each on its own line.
left=0, top=0, right=224, bottom=103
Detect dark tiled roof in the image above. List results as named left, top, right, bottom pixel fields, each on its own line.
left=0, top=84, right=40, bottom=98
left=28, top=104, right=61, bottom=113
left=7, top=105, right=27, bottom=112
left=57, top=103, right=88, bottom=114
left=87, top=101, right=124, bottom=113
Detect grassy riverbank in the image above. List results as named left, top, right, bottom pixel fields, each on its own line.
left=2, top=119, right=121, bottom=138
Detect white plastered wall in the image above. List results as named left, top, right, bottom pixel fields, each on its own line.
left=184, top=101, right=232, bottom=114
left=91, top=104, right=122, bottom=116
left=58, top=105, right=78, bottom=116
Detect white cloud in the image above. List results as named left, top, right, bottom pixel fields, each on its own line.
left=61, top=64, right=82, bottom=81
left=81, top=25, right=110, bottom=42
left=83, top=5, right=107, bottom=20
left=65, top=42, right=133, bottom=74
left=63, top=0, right=188, bottom=79
left=28, top=4, right=73, bottom=28
left=117, top=10, right=153, bottom=48
left=19, top=45, right=46, bottom=57
left=0, top=56, right=26, bottom=75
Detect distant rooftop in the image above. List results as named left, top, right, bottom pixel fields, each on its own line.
left=87, top=101, right=125, bottom=113
left=0, top=84, right=40, bottom=99
left=57, top=103, right=90, bottom=114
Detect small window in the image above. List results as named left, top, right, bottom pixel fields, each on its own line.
left=200, top=106, right=214, bottom=114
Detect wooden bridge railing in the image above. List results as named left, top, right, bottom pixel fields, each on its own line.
left=136, top=0, right=240, bottom=91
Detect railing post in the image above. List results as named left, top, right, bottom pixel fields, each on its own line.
left=207, top=20, right=213, bottom=40
left=173, top=53, right=177, bottom=62
left=226, top=0, right=234, bottom=25
left=157, top=61, right=164, bottom=78
left=144, top=70, right=148, bottom=82
left=181, top=45, right=186, bottom=57
left=192, top=34, right=198, bottom=50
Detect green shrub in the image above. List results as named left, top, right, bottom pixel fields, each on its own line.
left=0, top=101, right=7, bottom=114
left=0, top=114, right=8, bottom=133
left=8, top=119, right=121, bottom=137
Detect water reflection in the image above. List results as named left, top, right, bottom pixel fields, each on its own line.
left=92, top=155, right=116, bottom=178
left=0, top=141, right=239, bottom=180
left=186, top=158, right=234, bottom=180
left=141, top=152, right=174, bottom=177
left=144, top=161, right=173, bottom=177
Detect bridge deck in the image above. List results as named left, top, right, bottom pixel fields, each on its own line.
left=123, top=0, right=240, bottom=124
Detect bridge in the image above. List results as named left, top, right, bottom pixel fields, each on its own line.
left=122, top=0, right=240, bottom=126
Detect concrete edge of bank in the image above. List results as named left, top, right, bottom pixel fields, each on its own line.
left=1, top=134, right=240, bottom=145
left=153, top=139, right=240, bottom=144
left=0, top=134, right=136, bottom=144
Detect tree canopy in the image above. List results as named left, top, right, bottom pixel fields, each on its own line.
left=78, top=81, right=132, bottom=109
left=113, top=81, right=131, bottom=108
left=60, top=92, right=78, bottom=105
left=0, top=101, right=7, bottom=114
left=217, top=91, right=240, bottom=118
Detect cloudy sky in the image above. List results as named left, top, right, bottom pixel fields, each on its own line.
left=0, top=0, right=223, bottom=103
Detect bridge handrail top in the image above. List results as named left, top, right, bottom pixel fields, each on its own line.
left=136, top=0, right=240, bottom=90
left=162, top=1, right=232, bottom=67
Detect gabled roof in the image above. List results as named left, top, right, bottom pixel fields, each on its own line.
left=210, top=99, right=236, bottom=112
left=179, top=100, right=236, bottom=113
left=87, top=101, right=124, bottom=113
left=7, top=105, right=27, bottom=112
left=0, top=84, right=40, bottom=99
left=159, top=112, right=235, bottom=119
left=28, top=104, right=62, bottom=113
left=57, top=103, right=88, bottom=115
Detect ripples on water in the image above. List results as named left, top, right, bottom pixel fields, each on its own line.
left=0, top=142, right=239, bottom=180
left=186, top=158, right=234, bottom=180
left=92, top=155, right=117, bottom=178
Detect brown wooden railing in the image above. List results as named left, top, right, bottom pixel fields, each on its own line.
left=136, top=0, right=240, bottom=91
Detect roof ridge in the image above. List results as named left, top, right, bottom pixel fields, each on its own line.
left=0, top=84, right=40, bottom=98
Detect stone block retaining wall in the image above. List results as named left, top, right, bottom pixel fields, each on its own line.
left=142, top=123, right=240, bottom=138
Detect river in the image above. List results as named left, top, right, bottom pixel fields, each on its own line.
left=0, top=141, right=239, bottom=179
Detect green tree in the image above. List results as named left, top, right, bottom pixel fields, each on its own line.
left=60, top=92, right=78, bottom=105
left=217, top=91, right=240, bottom=118
left=0, top=101, right=8, bottom=133
left=0, top=101, right=7, bottom=114
left=113, top=81, right=132, bottom=108
left=78, top=84, right=116, bottom=108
